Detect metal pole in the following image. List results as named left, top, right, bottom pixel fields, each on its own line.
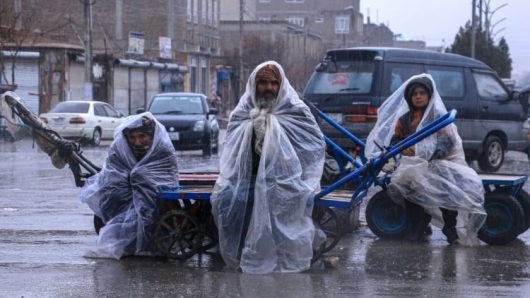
left=83, top=0, right=94, bottom=100
left=471, top=0, right=476, bottom=58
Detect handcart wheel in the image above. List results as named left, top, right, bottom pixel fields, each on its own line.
left=155, top=210, right=204, bottom=260
left=365, top=191, right=409, bottom=240
left=514, top=189, right=530, bottom=234
left=478, top=192, right=524, bottom=245
left=312, top=206, right=342, bottom=258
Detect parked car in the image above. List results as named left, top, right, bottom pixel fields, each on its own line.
left=303, top=47, right=528, bottom=172
left=145, top=92, right=219, bottom=156
left=39, top=100, right=124, bottom=146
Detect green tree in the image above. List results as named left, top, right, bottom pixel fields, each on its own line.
left=448, top=22, right=512, bottom=78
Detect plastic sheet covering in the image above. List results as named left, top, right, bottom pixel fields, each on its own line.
left=365, top=74, right=486, bottom=245
left=80, top=112, right=179, bottom=259
left=211, top=61, right=326, bottom=273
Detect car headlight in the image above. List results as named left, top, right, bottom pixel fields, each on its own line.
left=193, top=120, right=205, bottom=132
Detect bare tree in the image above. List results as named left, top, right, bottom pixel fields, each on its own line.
left=0, top=1, right=41, bottom=86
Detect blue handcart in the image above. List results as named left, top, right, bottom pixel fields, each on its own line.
left=155, top=105, right=530, bottom=260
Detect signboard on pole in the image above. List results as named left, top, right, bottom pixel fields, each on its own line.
left=128, top=31, right=145, bottom=55
left=159, top=37, right=172, bottom=59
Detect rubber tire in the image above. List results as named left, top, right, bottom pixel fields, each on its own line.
left=478, top=135, right=504, bottom=172
left=92, top=128, right=101, bottom=146
left=202, top=133, right=213, bottom=156
left=94, top=215, right=105, bottom=235
left=212, top=134, right=219, bottom=155
left=478, top=192, right=524, bottom=245
left=366, top=191, right=409, bottom=240
left=515, top=189, right=530, bottom=234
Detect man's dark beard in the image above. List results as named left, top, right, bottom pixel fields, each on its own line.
left=131, top=144, right=151, bottom=160
left=256, top=95, right=274, bottom=110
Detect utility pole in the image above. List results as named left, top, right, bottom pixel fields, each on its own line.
left=238, top=0, right=244, bottom=98
left=83, top=0, right=94, bottom=100
left=471, top=0, right=476, bottom=58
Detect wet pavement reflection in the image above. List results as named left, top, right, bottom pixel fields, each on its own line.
left=1, top=138, right=530, bottom=297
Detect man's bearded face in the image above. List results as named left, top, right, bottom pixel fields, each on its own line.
left=256, top=79, right=279, bottom=109
left=126, top=130, right=154, bottom=160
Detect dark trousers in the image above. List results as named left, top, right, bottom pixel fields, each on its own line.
left=405, top=200, right=458, bottom=242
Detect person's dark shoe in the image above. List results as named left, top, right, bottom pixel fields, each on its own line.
left=442, top=227, right=459, bottom=245
left=424, top=225, right=433, bottom=236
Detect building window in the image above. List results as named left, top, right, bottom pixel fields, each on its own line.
left=285, top=0, right=304, bottom=3
left=315, top=17, right=324, bottom=23
left=200, top=58, right=208, bottom=95
left=211, top=0, right=217, bottom=27
left=286, top=16, right=304, bottom=27
left=259, top=0, right=271, bottom=2
left=187, top=0, right=192, bottom=22
left=201, top=0, right=207, bottom=24
left=191, top=57, right=198, bottom=92
left=193, top=0, right=198, bottom=23
left=335, top=16, right=350, bottom=34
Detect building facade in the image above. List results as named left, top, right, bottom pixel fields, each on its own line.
left=1, top=0, right=222, bottom=115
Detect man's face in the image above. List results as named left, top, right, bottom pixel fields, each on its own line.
left=126, top=130, right=153, bottom=158
left=256, top=79, right=280, bottom=102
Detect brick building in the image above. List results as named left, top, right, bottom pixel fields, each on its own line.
left=1, top=0, right=221, bottom=115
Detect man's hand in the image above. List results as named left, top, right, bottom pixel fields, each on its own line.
left=402, top=147, right=415, bottom=156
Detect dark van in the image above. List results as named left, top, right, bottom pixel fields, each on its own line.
left=303, top=47, right=527, bottom=172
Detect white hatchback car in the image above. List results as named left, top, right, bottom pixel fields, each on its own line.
left=40, top=101, right=124, bottom=146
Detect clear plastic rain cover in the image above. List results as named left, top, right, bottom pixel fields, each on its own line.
left=80, top=112, right=179, bottom=259
left=211, top=61, right=326, bottom=273
left=365, top=74, right=486, bottom=245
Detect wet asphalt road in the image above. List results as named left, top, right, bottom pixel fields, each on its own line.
left=2, top=138, right=530, bottom=297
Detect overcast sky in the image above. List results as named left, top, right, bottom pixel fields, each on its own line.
left=360, top=0, right=530, bottom=80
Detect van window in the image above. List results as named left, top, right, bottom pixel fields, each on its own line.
left=385, top=63, right=423, bottom=95
left=304, top=59, right=375, bottom=95
left=426, top=67, right=465, bottom=98
left=472, top=72, right=508, bottom=100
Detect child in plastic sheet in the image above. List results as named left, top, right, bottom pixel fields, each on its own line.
left=365, top=74, right=486, bottom=245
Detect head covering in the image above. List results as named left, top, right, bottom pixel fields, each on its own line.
left=122, top=116, right=155, bottom=137
left=255, top=63, right=282, bottom=86
left=404, top=76, right=433, bottom=105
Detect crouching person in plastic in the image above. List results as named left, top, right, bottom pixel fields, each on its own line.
left=365, top=74, right=486, bottom=245
left=79, top=112, right=179, bottom=259
left=211, top=61, right=326, bottom=274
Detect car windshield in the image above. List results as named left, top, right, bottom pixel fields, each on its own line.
left=50, top=102, right=90, bottom=113
left=304, top=53, right=376, bottom=95
left=149, top=95, right=204, bottom=114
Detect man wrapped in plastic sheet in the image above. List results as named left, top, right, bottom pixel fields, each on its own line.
left=211, top=61, right=326, bottom=274
left=80, top=112, right=179, bottom=259
left=365, top=74, right=486, bottom=245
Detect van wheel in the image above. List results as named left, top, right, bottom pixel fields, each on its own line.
left=478, top=135, right=504, bottom=172
left=478, top=192, right=524, bottom=245
left=366, top=191, right=409, bottom=240
left=202, top=134, right=213, bottom=156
